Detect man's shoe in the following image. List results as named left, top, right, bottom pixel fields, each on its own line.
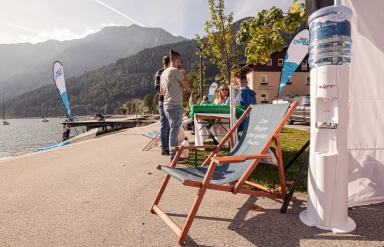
left=161, top=150, right=170, bottom=155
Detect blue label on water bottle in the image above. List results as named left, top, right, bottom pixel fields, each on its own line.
left=309, top=15, right=351, bottom=42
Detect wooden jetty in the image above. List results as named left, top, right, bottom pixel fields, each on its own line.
left=62, top=116, right=156, bottom=132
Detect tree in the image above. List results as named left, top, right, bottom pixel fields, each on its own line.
left=124, top=102, right=133, bottom=114
left=236, top=0, right=306, bottom=65
left=195, top=0, right=241, bottom=83
left=182, top=71, right=211, bottom=109
left=152, top=93, right=159, bottom=113
left=143, top=94, right=153, bottom=113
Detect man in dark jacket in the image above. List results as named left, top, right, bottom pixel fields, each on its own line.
left=154, top=56, right=170, bottom=155
left=236, top=75, right=256, bottom=132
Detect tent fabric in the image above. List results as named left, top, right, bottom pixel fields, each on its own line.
left=342, top=0, right=384, bottom=206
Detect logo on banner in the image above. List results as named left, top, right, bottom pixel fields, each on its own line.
left=293, top=37, right=309, bottom=45
left=54, top=68, right=62, bottom=80
left=208, top=82, right=218, bottom=102
left=278, top=29, right=309, bottom=94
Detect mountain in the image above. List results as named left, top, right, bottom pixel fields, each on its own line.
left=2, top=39, right=219, bottom=118
left=1, top=18, right=306, bottom=118
left=0, top=25, right=185, bottom=100
left=0, top=39, right=84, bottom=81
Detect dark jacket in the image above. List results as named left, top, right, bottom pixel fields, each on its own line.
left=62, top=127, right=70, bottom=141
left=237, top=86, right=256, bottom=132
left=154, top=68, right=165, bottom=93
left=154, top=68, right=166, bottom=102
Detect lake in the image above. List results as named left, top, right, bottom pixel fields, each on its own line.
left=0, top=118, right=88, bottom=158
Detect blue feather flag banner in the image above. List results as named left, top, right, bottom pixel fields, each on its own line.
left=53, top=61, right=73, bottom=120
left=279, top=29, right=309, bottom=94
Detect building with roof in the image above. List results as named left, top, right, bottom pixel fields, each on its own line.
left=239, top=46, right=310, bottom=104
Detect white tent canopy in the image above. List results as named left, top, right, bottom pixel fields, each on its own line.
left=343, top=0, right=384, bottom=206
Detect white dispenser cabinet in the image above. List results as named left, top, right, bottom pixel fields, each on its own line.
left=299, top=65, right=356, bottom=233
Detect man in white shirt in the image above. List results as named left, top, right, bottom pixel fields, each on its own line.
left=160, top=50, right=190, bottom=162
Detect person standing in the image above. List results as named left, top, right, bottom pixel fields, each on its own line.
left=154, top=56, right=171, bottom=155
left=161, top=50, right=190, bottom=162
left=62, top=124, right=71, bottom=142
left=236, top=75, right=256, bottom=132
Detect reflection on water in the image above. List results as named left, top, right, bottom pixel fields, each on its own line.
left=0, top=118, right=86, bottom=158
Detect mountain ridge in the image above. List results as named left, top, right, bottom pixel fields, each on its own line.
left=0, top=25, right=186, bottom=100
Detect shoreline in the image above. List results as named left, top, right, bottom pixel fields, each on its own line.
left=0, top=117, right=156, bottom=159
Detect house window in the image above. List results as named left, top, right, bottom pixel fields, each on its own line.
left=260, top=93, right=269, bottom=102
left=306, top=75, right=310, bottom=85
left=266, top=59, right=272, bottom=66
left=260, top=75, right=267, bottom=84
left=301, top=60, right=307, bottom=70
left=286, top=76, right=292, bottom=84
left=278, top=59, right=283, bottom=66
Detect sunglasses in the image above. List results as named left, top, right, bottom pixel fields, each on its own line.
left=221, top=88, right=229, bottom=91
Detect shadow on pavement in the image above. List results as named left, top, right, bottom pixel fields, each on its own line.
left=228, top=197, right=384, bottom=247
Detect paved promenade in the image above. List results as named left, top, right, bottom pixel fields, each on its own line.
left=0, top=122, right=383, bottom=246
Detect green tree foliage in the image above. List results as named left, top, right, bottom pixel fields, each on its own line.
left=152, top=93, right=159, bottom=113
left=143, top=94, right=153, bottom=113
left=236, top=0, right=306, bottom=65
left=195, top=0, right=241, bottom=83
left=182, top=71, right=211, bottom=110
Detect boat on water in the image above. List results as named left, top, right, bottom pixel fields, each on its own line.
left=40, top=104, right=49, bottom=122
left=1, top=97, right=9, bottom=125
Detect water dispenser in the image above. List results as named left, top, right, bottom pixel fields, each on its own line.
left=299, top=5, right=356, bottom=233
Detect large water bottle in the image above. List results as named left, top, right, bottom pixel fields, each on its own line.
left=308, top=5, right=353, bottom=68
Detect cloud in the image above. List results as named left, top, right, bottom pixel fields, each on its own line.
left=93, top=0, right=145, bottom=27
left=16, top=24, right=117, bottom=44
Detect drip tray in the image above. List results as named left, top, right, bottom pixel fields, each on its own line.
left=316, top=122, right=338, bottom=129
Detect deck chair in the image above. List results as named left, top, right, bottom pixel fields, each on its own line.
left=150, top=102, right=298, bottom=244
left=142, top=130, right=160, bottom=151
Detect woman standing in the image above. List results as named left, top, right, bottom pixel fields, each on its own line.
left=213, top=84, right=230, bottom=105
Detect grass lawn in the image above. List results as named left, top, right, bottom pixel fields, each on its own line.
left=185, top=127, right=310, bottom=193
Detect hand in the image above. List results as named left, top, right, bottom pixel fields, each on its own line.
left=180, top=67, right=186, bottom=75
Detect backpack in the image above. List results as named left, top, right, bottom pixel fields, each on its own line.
left=154, top=68, right=165, bottom=93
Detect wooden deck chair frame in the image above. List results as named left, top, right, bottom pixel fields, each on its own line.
left=142, top=131, right=160, bottom=151
left=150, top=102, right=298, bottom=245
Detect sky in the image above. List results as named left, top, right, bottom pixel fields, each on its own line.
left=0, top=0, right=304, bottom=45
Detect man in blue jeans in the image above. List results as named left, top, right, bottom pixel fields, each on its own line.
left=236, top=75, right=256, bottom=133
left=160, top=50, right=190, bottom=162
left=154, top=56, right=170, bottom=155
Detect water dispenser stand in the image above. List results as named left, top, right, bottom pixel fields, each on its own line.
left=299, top=65, right=356, bottom=233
